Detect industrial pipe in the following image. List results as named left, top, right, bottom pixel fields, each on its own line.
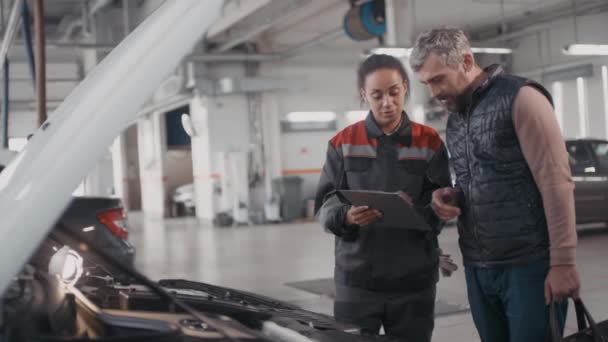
left=34, top=0, right=46, bottom=126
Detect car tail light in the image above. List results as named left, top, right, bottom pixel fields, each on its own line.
left=97, top=208, right=129, bottom=240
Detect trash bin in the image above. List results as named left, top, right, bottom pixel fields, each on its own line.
left=272, top=176, right=303, bottom=222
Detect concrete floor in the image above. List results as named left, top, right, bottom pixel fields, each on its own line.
left=128, top=214, right=608, bottom=341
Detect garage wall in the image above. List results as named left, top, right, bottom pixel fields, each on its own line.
left=511, top=13, right=608, bottom=74
left=261, top=62, right=363, bottom=199
left=198, top=64, right=252, bottom=179
left=207, top=94, right=251, bottom=175
left=511, top=12, right=608, bottom=140
left=260, top=56, right=447, bottom=200
left=281, top=131, right=334, bottom=200
left=8, top=111, right=37, bottom=138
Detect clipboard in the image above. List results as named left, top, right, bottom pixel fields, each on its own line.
left=338, top=190, right=431, bottom=231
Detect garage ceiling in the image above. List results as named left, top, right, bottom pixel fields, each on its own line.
left=210, top=0, right=608, bottom=54
left=4, top=0, right=608, bottom=134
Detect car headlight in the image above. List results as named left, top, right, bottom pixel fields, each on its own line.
left=48, top=246, right=84, bottom=286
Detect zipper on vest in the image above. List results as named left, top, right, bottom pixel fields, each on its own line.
left=465, top=109, right=483, bottom=264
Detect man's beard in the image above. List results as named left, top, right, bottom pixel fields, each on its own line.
left=442, top=93, right=468, bottom=114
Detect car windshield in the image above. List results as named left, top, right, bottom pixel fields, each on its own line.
left=591, top=142, right=608, bottom=170
left=566, top=141, right=595, bottom=173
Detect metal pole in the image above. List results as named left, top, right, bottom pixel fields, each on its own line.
left=384, top=0, right=397, bottom=45
left=0, top=0, right=23, bottom=75
left=572, top=0, right=579, bottom=43
left=34, top=0, right=46, bottom=126
left=2, top=59, right=8, bottom=148
left=22, top=1, right=36, bottom=86
left=122, top=0, right=130, bottom=37
left=1, top=0, right=5, bottom=32
left=0, top=0, right=5, bottom=149
left=0, top=0, right=23, bottom=148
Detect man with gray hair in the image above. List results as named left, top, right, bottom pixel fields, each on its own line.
left=410, top=27, right=580, bottom=341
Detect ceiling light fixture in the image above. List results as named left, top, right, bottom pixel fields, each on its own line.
left=471, top=47, right=513, bottom=54
left=558, top=0, right=608, bottom=56
left=563, top=44, right=608, bottom=56
left=345, top=110, right=368, bottom=123
left=286, top=111, right=337, bottom=123
left=368, top=46, right=512, bottom=58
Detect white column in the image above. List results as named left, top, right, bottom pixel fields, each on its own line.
left=576, top=77, right=589, bottom=138
left=586, top=69, right=605, bottom=139
left=602, top=65, right=608, bottom=139
left=260, top=93, right=283, bottom=199
left=190, top=95, right=215, bottom=221
left=562, top=79, right=579, bottom=139
left=384, top=0, right=415, bottom=47
left=137, top=111, right=167, bottom=217
left=551, top=82, right=564, bottom=134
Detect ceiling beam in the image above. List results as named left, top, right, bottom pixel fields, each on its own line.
left=207, top=0, right=272, bottom=39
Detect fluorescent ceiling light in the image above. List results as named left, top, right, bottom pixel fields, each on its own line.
left=369, top=46, right=512, bottom=57
left=563, top=44, right=608, bottom=56
left=470, top=47, right=512, bottom=54
left=370, top=47, right=411, bottom=58
left=346, top=110, right=368, bottom=123
left=286, top=111, right=336, bottom=123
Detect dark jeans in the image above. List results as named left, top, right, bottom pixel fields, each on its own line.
left=333, top=283, right=436, bottom=342
left=465, top=258, right=568, bottom=342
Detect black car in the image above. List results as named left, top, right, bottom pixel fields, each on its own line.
left=565, top=139, right=608, bottom=225
left=56, top=196, right=135, bottom=274
left=0, top=163, right=134, bottom=270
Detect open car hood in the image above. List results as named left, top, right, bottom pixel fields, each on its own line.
left=0, top=0, right=223, bottom=294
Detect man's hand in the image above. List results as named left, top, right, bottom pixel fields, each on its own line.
left=346, top=205, right=382, bottom=227
left=431, top=188, right=462, bottom=221
left=544, top=265, right=581, bottom=304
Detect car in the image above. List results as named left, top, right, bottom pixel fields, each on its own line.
left=12, top=236, right=390, bottom=341
left=57, top=196, right=135, bottom=274
left=1, top=153, right=135, bottom=276
left=0, top=2, right=395, bottom=341
left=566, top=139, right=608, bottom=225
left=172, top=182, right=196, bottom=216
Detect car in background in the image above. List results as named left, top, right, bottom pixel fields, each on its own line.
left=57, top=196, right=135, bottom=273
left=172, top=182, right=196, bottom=216
left=1, top=154, right=134, bottom=276
left=566, top=139, right=608, bottom=225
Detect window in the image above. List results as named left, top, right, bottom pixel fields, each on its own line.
left=165, top=105, right=191, bottom=149
left=590, top=142, right=608, bottom=170
left=566, top=142, right=595, bottom=174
